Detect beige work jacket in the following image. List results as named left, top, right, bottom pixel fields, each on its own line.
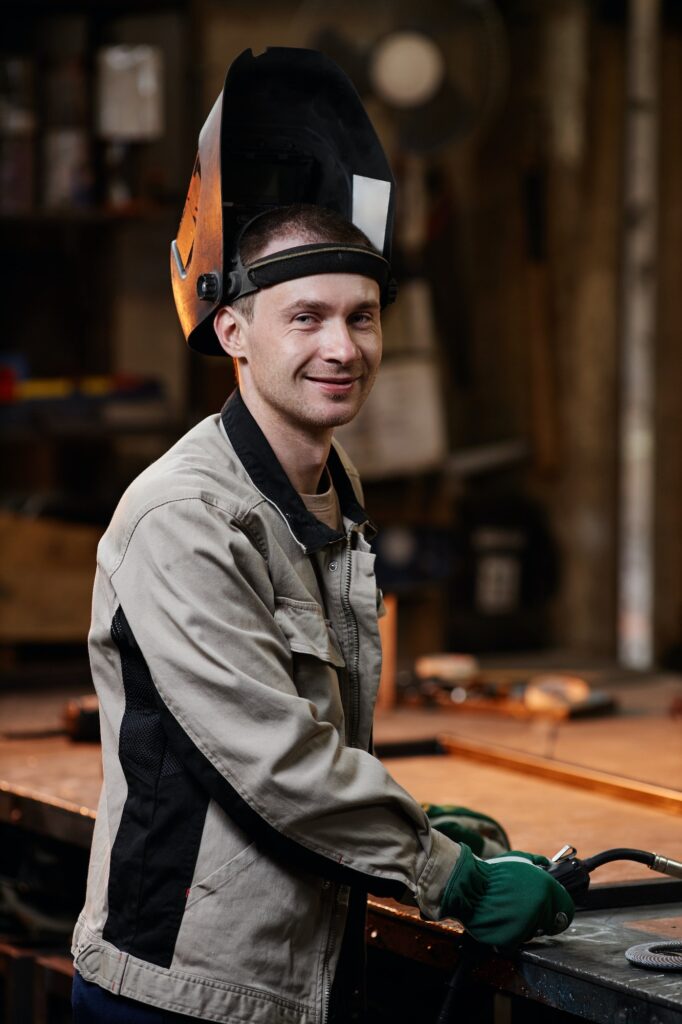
left=72, top=388, right=461, bottom=1024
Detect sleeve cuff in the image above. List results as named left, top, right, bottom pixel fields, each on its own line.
left=414, top=827, right=463, bottom=921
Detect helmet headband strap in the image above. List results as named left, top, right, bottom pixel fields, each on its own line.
left=225, top=243, right=397, bottom=308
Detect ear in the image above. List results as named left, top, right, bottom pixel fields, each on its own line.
left=213, top=306, right=248, bottom=359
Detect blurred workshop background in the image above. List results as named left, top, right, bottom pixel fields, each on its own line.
left=1, top=2, right=681, bottom=1022
left=2, top=0, right=681, bottom=675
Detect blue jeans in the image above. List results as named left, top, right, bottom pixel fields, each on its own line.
left=72, top=973, right=204, bottom=1023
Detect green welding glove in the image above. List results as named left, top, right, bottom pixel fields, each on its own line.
left=423, top=803, right=511, bottom=859
left=441, top=844, right=575, bottom=948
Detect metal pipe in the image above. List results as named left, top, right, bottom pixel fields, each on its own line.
left=617, top=0, right=661, bottom=668
left=651, top=854, right=682, bottom=880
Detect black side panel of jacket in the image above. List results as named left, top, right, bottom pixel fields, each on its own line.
left=155, top=674, right=406, bottom=898
left=103, top=607, right=210, bottom=968
left=104, top=604, right=405, bottom=899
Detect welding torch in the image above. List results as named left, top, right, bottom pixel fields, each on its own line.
left=547, top=843, right=682, bottom=902
left=436, top=843, right=682, bottom=1023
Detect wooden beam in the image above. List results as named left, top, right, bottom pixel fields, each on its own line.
left=437, top=734, right=682, bottom=816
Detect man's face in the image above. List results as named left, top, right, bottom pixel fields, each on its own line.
left=221, top=234, right=382, bottom=437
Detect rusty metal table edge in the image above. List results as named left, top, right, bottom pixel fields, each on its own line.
left=0, top=779, right=95, bottom=848
left=3, top=775, right=681, bottom=1024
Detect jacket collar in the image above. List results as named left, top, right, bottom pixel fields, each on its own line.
left=221, top=389, right=373, bottom=553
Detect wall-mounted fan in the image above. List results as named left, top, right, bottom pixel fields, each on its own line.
left=310, top=0, right=509, bottom=154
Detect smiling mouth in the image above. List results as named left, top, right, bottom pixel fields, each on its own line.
left=305, top=375, right=360, bottom=389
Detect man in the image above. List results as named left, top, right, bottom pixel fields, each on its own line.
left=72, top=50, right=572, bottom=1024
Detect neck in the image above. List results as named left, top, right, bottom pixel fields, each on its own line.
left=238, top=389, right=332, bottom=494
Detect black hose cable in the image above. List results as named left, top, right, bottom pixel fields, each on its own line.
left=582, top=848, right=654, bottom=872
left=436, top=940, right=486, bottom=1024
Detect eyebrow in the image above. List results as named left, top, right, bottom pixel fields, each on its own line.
left=280, top=298, right=381, bottom=316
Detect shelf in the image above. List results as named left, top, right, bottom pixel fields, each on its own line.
left=0, top=202, right=179, bottom=226
left=1, top=417, right=184, bottom=442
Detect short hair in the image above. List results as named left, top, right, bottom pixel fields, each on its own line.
left=232, top=204, right=373, bottom=321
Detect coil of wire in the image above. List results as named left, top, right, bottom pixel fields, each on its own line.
left=625, top=941, right=682, bottom=971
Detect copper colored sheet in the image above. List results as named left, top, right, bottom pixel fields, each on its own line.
left=437, top=734, right=682, bottom=815
left=374, top=678, right=682, bottom=793
left=381, top=755, right=682, bottom=882
left=624, top=916, right=682, bottom=939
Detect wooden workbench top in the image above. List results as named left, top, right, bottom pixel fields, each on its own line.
left=1, top=691, right=680, bottom=882
left=381, top=754, right=682, bottom=882
left=2, top=678, right=680, bottom=1023
left=373, top=673, right=682, bottom=793
left=0, top=673, right=680, bottom=859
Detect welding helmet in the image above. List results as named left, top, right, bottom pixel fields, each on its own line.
left=171, top=47, right=397, bottom=355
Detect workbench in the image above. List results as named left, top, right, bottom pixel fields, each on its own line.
left=1, top=674, right=681, bottom=1022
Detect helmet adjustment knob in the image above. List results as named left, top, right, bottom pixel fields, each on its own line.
left=196, top=273, right=220, bottom=302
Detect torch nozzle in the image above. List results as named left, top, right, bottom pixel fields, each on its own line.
left=651, top=854, right=682, bottom=879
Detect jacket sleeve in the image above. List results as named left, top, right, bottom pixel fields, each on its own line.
left=106, top=495, right=460, bottom=920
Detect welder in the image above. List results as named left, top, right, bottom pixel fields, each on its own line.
left=70, top=48, right=573, bottom=1024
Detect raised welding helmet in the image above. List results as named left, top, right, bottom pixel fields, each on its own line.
left=171, top=47, right=397, bottom=355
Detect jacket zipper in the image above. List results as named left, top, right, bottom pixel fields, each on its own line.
left=321, top=882, right=339, bottom=1024
left=341, top=534, right=361, bottom=747
left=321, top=537, right=359, bottom=1024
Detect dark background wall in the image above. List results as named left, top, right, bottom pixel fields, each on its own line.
left=1, top=0, right=681, bottom=668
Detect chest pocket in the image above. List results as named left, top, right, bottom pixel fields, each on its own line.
left=274, top=598, right=346, bottom=735
left=274, top=597, right=345, bottom=667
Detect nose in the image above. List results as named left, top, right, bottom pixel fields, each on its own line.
left=319, top=319, right=360, bottom=363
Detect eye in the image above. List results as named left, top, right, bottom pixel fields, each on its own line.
left=294, top=313, right=317, bottom=325
left=350, top=312, right=375, bottom=326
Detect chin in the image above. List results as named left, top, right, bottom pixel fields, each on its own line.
left=315, top=402, right=362, bottom=429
